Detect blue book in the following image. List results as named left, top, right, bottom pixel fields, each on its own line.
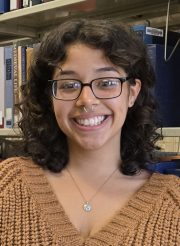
left=132, top=25, right=180, bottom=46
left=132, top=25, right=164, bottom=44
left=4, top=46, right=14, bottom=128
left=21, top=46, right=27, bottom=84
left=0, top=47, right=5, bottom=128
left=31, top=0, right=42, bottom=5
left=0, top=0, right=10, bottom=13
left=147, top=160, right=180, bottom=177
left=147, top=44, right=180, bottom=127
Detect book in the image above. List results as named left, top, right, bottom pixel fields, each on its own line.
left=17, top=0, right=23, bottom=9
left=4, top=46, right=14, bottom=128
left=0, top=0, right=10, bottom=13
left=147, top=44, right=180, bottom=127
left=21, top=46, right=27, bottom=84
left=0, top=47, right=5, bottom=128
left=17, top=46, right=23, bottom=102
left=10, top=0, right=18, bottom=11
left=26, top=46, right=33, bottom=81
left=42, top=0, right=53, bottom=2
left=13, top=44, right=19, bottom=125
left=23, top=0, right=30, bottom=7
left=132, top=25, right=180, bottom=46
left=10, top=0, right=22, bottom=10
left=42, top=0, right=54, bottom=2
left=30, top=0, right=42, bottom=6
left=132, top=25, right=164, bottom=44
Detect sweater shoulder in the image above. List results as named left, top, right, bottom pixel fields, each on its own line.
left=166, top=174, right=180, bottom=203
left=153, top=173, right=180, bottom=205
left=0, top=157, right=31, bottom=194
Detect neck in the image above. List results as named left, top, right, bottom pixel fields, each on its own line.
left=67, top=142, right=121, bottom=177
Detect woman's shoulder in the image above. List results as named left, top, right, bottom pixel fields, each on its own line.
left=0, top=156, right=38, bottom=194
left=151, top=172, right=179, bottom=187
left=149, top=172, right=180, bottom=205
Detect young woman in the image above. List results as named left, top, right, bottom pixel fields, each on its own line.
left=0, top=19, right=179, bottom=245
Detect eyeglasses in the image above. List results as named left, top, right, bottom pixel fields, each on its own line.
left=48, top=76, right=132, bottom=101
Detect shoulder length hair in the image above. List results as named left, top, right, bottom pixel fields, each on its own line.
left=18, top=18, right=161, bottom=175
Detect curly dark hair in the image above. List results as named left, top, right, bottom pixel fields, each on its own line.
left=18, top=18, right=161, bottom=175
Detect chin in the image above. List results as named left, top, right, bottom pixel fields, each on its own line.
left=77, top=139, right=107, bottom=151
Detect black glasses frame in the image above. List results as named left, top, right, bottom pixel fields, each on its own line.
left=48, top=76, right=132, bottom=101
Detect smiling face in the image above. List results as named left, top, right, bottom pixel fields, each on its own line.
left=52, top=43, right=141, bottom=151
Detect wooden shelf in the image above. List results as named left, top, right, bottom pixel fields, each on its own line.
left=157, top=127, right=180, bottom=137
left=0, top=128, right=21, bottom=138
left=0, top=0, right=179, bottom=43
left=0, top=0, right=85, bottom=41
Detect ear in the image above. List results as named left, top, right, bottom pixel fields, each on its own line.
left=128, top=79, right=141, bottom=107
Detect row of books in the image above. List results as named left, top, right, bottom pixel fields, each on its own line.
left=0, top=43, right=37, bottom=128
left=0, top=25, right=180, bottom=129
left=0, top=0, right=54, bottom=13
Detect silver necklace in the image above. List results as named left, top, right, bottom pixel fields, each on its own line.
left=66, top=167, right=118, bottom=212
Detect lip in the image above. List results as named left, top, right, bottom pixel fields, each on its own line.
left=71, top=114, right=111, bottom=131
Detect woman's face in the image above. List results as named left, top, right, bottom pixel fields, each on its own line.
left=52, top=43, right=141, bottom=151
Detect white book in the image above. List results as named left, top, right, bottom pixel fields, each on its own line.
left=23, top=0, right=30, bottom=7
left=0, top=47, right=5, bottom=128
left=10, top=0, right=17, bottom=11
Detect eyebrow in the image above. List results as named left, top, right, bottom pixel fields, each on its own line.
left=95, top=66, right=119, bottom=73
left=59, top=66, right=119, bottom=76
left=59, top=70, right=76, bottom=76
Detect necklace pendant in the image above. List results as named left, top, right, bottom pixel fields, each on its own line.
left=83, top=202, right=92, bottom=212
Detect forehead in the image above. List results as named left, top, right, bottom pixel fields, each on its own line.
left=53, top=43, right=125, bottom=78
left=62, top=43, right=108, bottom=66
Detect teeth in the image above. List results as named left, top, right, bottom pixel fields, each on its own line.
left=76, top=116, right=105, bottom=126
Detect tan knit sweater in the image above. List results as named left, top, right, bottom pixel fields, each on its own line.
left=0, top=157, right=179, bottom=246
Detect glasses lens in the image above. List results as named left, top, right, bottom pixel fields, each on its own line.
left=53, top=79, right=81, bottom=100
left=92, top=78, right=122, bottom=98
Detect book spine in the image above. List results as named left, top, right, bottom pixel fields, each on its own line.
left=4, top=46, right=14, bottom=128
left=10, top=0, right=18, bottom=11
left=17, top=46, right=22, bottom=103
left=147, top=44, right=180, bottom=127
left=26, top=46, right=33, bottom=81
left=13, top=44, right=19, bottom=126
left=21, top=46, right=27, bottom=84
left=31, top=0, right=42, bottom=6
left=0, top=47, right=5, bottom=128
left=147, top=44, right=156, bottom=70
left=0, top=0, right=10, bottom=13
left=23, top=0, right=30, bottom=7
left=132, top=25, right=163, bottom=44
left=17, top=0, right=23, bottom=9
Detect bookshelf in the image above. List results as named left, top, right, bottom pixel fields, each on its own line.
left=156, top=128, right=180, bottom=137
left=0, top=0, right=180, bottom=43
left=0, top=0, right=180, bottom=141
left=0, top=0, right=86, bottom=42
left=0, top=128, right=21, bottom=138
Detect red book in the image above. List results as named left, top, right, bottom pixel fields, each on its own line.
left=17, top=0, right=23, bottom=9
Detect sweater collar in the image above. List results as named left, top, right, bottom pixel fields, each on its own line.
left=20, top=157, right=173, bottom=246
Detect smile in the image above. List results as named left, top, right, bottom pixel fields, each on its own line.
left=75, top=116, right=106, bottom=127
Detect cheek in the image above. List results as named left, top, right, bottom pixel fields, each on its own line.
left=110, top=95, right=129, bottom=113
left=53, top=101, right=67, bottom=126
left=109, top=97, right=129, bottom=126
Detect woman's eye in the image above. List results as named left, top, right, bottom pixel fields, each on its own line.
left=58, top=81, right=80, bottom=89
left=98, top=79, right=119, bottom=88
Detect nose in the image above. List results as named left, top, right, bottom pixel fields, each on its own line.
left=76, top=84, right=100, bottom=108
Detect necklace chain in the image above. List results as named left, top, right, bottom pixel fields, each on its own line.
left=66, top=167, right=118, bottom=212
